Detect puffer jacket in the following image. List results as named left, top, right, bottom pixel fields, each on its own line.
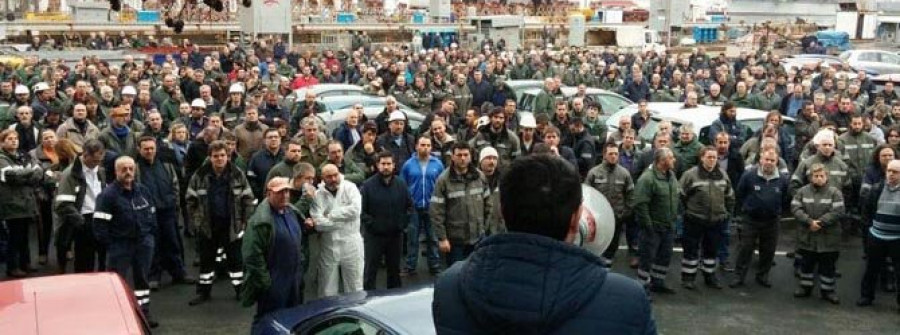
left=430, top=167, right=492, bottom=245
left=433, top=232, right=656, bottom=335
left=0, top=149, right=43, bottom=220
left=679, top=165, right=735, bottom=225
left=186, top=161, right=256, bottom=241
left=791, top=183, right=845, bottom=252
left=584, top=162, right=634, bottom=219
left=633, top=166, right=680, bottom=229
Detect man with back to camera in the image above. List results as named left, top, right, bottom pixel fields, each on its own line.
left=432, top=154, right=656, bottom=334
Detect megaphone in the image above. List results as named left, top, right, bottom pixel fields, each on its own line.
left=571, top=185, right=616, bottom=257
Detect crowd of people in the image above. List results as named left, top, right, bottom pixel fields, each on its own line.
left=1, top=32, right=900, bottom=331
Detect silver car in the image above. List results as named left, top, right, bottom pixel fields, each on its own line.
left=839, top=50, right=900, bottom=76
left=518, top=87, right=632, bottom=122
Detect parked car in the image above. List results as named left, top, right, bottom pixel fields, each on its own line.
left=321, top=104, right=426, bottom=135
left=839, top=50, right=900, bottom=76
left=294, top=84, right=367, bottom=100
left=518, top=86, right=633, bottom=122
left=252, top=285, right=435, bottom=335
left=605, top=102, right=795, bottom=146
left=0, top=272, right=151, bottom=335
left=869, top=73, right=900, bottom=92
left=318, top=95, right=417, bottom=114
left=504, top=79, right=546, bottom=102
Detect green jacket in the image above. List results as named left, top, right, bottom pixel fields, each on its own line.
left=320, top=159, right=365, bottom=185
left=673, top=138, right=703, bottom=177
left=750, top=92, right=782, bottom=111
left=430, top=167, right=492, bottom=244
left=532, top=88, right=560, bottom=117
left=633, top=166, right=680, bottom=229
left=730, top=92, right=753, bottom=108
left=240, top=201, right=305, bottom=307
left=0, top=150, right=43, bottom=220
left=186, top=161, right=256, bottom=240
left=679, top=166, right=735, bottom=225
left=791, top=183, right=844, bottom=252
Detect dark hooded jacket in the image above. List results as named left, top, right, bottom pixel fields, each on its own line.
left=433, top=232, right=657, bottom=335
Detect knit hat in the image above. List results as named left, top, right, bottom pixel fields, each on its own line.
left=479, top=147, right=499, bottom=162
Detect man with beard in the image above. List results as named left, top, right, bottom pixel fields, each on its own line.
left=152, top=74, right=177, bottom=106
left=30, top=82, right=53, bottom=122
left=478, top=147, right=505, bottom=236
left=586, top=143, right=635, bottom=267
left=376, top=111, right=416, bottom=169
left=311, top=164, right=364, bottom=297
left=360, top=152, right=411, bottom=290
left=424, top=118, right=455, bottom=167
left=322, top=140, right=365, bottom=185
left=470, top=108, right=521, bottom=173
left=451, top=73, right=473, bottom=126
left=565, top=117, right=597, bottom=177
left=246, top=128, right=284, bottom=199
left=346, top=121, right=378, bottom=177
left=432, top=142, right=492, bottom=266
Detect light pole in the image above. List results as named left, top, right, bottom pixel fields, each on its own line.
left=665, top=0, right=672, bottom=48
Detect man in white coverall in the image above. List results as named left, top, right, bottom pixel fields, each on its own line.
left=311, top=164, right=364, bottom=297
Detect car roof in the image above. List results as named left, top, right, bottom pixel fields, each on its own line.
left=260, top=285, right=435, bottom=335
left=294, top=84, right=364, bottom=96
left=348, top=287, right=435, bottom=335
left=505, top=80, right=544, bottom=89
left=872, top=73, right=900, bottom=83
left=605, top=102, right=791, bottom=130
left=520, top=86, right=620, bottom=97
left=0, top=273, right=144, bottom=335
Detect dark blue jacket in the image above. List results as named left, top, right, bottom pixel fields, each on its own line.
left=433, top=233, right=656, bottom=335
left=360, top=175, right=411, bottom=235
left=332, top=122, right=361, bottom=152
left=735, top=167, right=789, bottom=222
left=622, top=79, right=650, bottom=102
left=93, top=182, right=157, bottom=244
left=247, top=148, right=284, bottom=199
left=468, top=79, right=493, bottom=109
left=709, top=115, right=745, bottom=153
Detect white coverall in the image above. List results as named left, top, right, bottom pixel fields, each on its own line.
left=311, top=175, right=364, bottom=297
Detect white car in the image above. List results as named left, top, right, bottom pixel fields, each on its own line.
left=838, top=50, right=900, bottom=76
left=605, top=102, right=795, bottom=146
left=518, top=86, right=632, bottom=122
left=294, top=84, right=367, bottom=100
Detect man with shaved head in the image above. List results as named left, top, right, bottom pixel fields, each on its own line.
left=311, top=163, right=364, bottom=297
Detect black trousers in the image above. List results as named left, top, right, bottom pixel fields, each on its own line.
left=681, top=218, right=722, bottom=281
left=36, top=198, right=53, bottom=258
left=602, top=214, right=633, bottom=264
left=74, top=214, right=107, bottom=273
left=861, top=232, right=900, bottom=302
left=5, top=217, right=33, bottom=273
left=637, top=225, right=673, bottom=287
left=196, top=227, right=243, bottom=296
left=734, top=218, right=780, bottom=281
left=363, top=231, right=402, bottom=290
left=797, top=249, right=838, bottom=293
left=149, top=207, right=187, bottom=282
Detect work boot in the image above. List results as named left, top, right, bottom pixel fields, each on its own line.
left=682, top=280, right=696, bottom=290
left=794, top=287, right=812, bottom=298
left=145, top=312, right=160, bottom=328
left=822, top=291, right=841, bottom=305
left=172, top=275, right=197, bottom=285
left=149, top=281, right=160, bottom=291
left=704, top=274, right=723, bottom=289
left=729, top=277, right=745, bottom=288
left=188, top=293, right=211, bottom=306
left=650, top=283, right=676, bottom=294
left=719, top=260, right=734, bottom=272
left=234, top=284, right=243, bottom=300
left=755, top=274, right=772, bottom=288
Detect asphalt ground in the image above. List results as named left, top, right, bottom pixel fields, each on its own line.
left=4, top=219, right=900, bottom=334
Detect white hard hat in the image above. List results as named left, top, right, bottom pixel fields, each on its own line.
left=571, top=185, right=616, bottom=256
left=191, top=98, right=206, bottom=108
left=519, top=112, right=536, bottom=128
left=121, top=86, right=137, bottom=96
left=229, top=83, right=244, bottom=94
left=388, top=111, right=406, bottom=122
left=479, top=147, right=498, bottom=162
left=33, top=82, right=50, bottom=92
left=14, top=85, right=29, bottom=95
left=476, top=115, right=489, bottom=129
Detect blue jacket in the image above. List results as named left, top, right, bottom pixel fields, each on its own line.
left=468, top=79, right=494, bottom=109
left=433, top=233, right=657, bottom=335
left=622, top=79, right=650, bottom=102
left=736, top=167, right=789, bottom=222
left=332, top=123, right=361, bottom=152
left=400, top=155, right=444, bottom=209
left=709, top=115, right=745, bottom=153
left=92, top=182, right=157, bottom=244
